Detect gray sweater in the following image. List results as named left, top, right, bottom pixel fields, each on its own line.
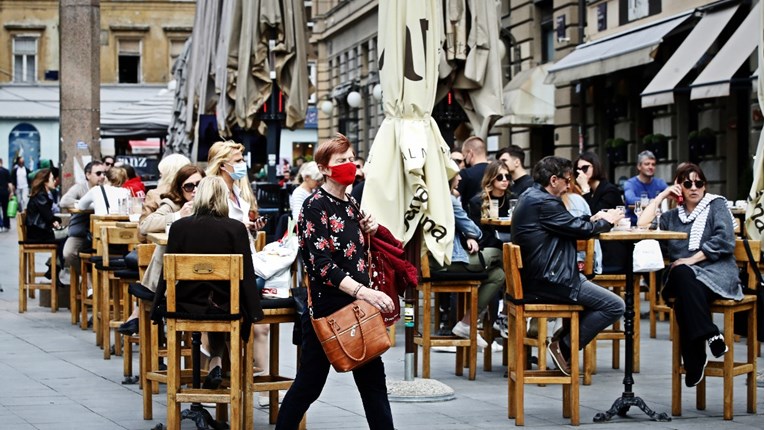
left=659, top=197, right=742, bottom=300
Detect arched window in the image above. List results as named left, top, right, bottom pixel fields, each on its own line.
left=9, top=123, right=41, bottom=170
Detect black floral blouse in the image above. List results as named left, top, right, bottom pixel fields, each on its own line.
left=298, top=187, right=369, bottom=317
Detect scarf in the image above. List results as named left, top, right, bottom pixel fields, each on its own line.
left=677, top=193, right=724, bottom=251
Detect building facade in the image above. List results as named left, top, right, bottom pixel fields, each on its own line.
left=0, top=0, right=194, bottom=170
left=311, top=0, right=760, bottom=199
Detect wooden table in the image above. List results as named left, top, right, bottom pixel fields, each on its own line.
left=67, top=207, right=94, bottom=214
left=146, top=232, right=168, bottom=246
left=92, top=214, right=130, bottom=222
left=115, top=222, right=139, bottom=228
left=594, top=229, right=687, bottom=423
left=480, top=218, right=511, bottom=226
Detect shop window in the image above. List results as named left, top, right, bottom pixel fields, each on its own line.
left=13, top=36, right=37, bottom=83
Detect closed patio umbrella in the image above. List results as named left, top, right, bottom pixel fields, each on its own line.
left=438, top=0, right=505, bottom=140
left=362, top=0, right=457, bottom=266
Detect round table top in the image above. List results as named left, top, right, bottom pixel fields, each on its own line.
left=598, top=229, right=687, bottom=241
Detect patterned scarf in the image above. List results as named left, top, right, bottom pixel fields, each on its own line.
left=677, top=193, right=724, bottom=251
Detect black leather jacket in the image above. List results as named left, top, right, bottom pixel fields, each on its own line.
left=510, top=183, right=613, bottom=300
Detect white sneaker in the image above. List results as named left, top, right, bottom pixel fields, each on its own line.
left=491, top=340, right=503, bottom=352
left=59, top=270, right=71, bottom=286
left=451, top=321, right=488, bottom=349
left=493, top=316, right=508, bottom=339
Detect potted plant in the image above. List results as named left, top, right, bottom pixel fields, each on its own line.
left=688, top=128, right=716, bottom=160
left=606, top=137, right=628, bottom=163
left=642, top=133, right=668, bottom=160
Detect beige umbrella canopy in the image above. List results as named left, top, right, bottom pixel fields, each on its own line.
left=361, top=0, right=458, bottom=266
left=183, top=0, right=310, bottom=153
left=438, top=0, right=505, bottom=140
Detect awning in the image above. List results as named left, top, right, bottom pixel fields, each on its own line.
left=128, top=139, right=161, bottom=155
left=495, top=64, right=554, bottom=127
left=690, top=1, right=762, bottom=100
left=100, top=88, right=175, bottom=137
left=546, top=12, right=692, bottom=86
left=641, top=5, right=738, bottom=107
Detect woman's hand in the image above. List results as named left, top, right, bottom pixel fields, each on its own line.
left=359, top=212, right=379, bottom=236
left=466, top=238, right=479, bottom=254
left=179, top=201, right=194, bottom=218
left=660, top=183, right=682, bottom=202
left=670, top=251, right=706, bottom=268
left=357, top=286, right=395, bottom=312
left=575, top=170, right=590, bottom=193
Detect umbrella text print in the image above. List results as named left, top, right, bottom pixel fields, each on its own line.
left=379, top=19, right=429, bottom=82
left=404, top=186, right=447, bottom=242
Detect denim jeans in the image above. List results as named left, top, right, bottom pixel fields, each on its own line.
left=572, top=276, right=626, bottom=347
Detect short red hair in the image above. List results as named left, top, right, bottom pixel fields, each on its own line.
left=314, top=133, right=352, bottom=167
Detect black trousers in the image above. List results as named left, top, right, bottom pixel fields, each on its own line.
left=662, top=264, right=720, bottom=367
left=0, top=192, right=8, bottom=229
left=275, top=311, right=394, bottom=430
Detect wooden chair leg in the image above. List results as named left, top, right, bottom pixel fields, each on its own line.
left=18, top=250, right=25, bottom=313
left=569, top=313, right=580, bottom=426
left=747, top=306, right=757, bottom=413
left=671, top=311, right=682, bottom=416
left=70, top=266, right=79, bottom=325
left=80, top=260, right=89, bottom=330
left=721, top=309, right=734, bottom=420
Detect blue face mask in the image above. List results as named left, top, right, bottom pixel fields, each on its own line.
left=227, top=161, right=247, bottom=181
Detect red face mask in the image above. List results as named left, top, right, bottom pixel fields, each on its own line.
left=327, top=161, right=357, bottom=186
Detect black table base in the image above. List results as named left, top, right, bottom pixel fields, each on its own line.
left=594, top=393, right=671, bottom=422
left=595, top=238, right=671, bottom=423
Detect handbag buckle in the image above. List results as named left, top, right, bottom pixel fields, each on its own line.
left=353, top=305, right=365, bottom=318
left=350, top=327, right=356, bottom=337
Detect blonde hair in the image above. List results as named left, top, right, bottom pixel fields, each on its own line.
left=206, top=140, right=257, bottom=209
left=158, top=153, right=191, bottom=188
left=107, top=166, right=128, bottom=187
left=192, top=176, right=229, bottom=218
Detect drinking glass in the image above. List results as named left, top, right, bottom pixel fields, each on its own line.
left=507, top=199, right=518, bottom=219
left=489, top=200, right=499, bottom=219
left=128, top=197, right=143, bottom=222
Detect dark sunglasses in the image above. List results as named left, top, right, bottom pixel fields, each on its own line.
left=92, top=171, right=105, bottom=176
left=495, top=173, right=511, bottom=182
left=682, top=180, right=705, bottom=189
left=104, top=163, right=114, bottom=167
left=577, top=165, right=590, bottom=173
left=452, top=158, right=465, bottom=164
left=182, top=182, right=200, bottom=192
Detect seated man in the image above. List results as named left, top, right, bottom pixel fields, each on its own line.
left=59, top=160, right=106, bottom=285
left=510, top=156, right=625, bottom=375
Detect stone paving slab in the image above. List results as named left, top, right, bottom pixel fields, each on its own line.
left=0, top=218, right=762, bottom=429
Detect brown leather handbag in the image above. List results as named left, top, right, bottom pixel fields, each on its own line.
left=308, top=293, right=391, bottom=372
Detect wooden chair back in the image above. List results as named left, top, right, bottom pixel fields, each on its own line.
left=503, top=243, right=524, bottom=301
left=100, top=226, right=139, bottom=268
left=136, top=243, right=156, bottom=280
left=254, top=231, right=266, bottom=252
left=576, top=239, right=596, bottom=276
left=163, top=254, right=242, bottom=315
left=16, top=212, right=26, bottom=242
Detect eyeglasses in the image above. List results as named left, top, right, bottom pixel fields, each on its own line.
left=182, top=182, right=200, bottom=193
left=495, top=173, right=511, bottom=182
left=92, top=171, right=105, bottom=176
left=578, top=165, right=590, bottom=173
left=682, top=180, right=705, bottom=189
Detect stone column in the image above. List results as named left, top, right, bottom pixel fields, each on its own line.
left=59, top=0, right=100, bottom=192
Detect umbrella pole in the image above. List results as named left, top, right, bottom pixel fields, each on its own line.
left=387, top=231, right=454, bottom=402
left=264, top=34, right=284, bottom=183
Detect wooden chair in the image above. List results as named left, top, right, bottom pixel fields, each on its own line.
left=504, top=243, right=581, bottom=426
left=671, top=239, right=760, bottom=420
left=414, top=252, right=484, bottom=380
left=80, top=219, right=119, bottom=340
left=648, top=268, right=670, bottom=339
left=164, top=253, right=247, bottom=430
left=17, top=212, right=59, bottom=313
left=578, top=239, right=626, bottom=385
left=99, top=225, right=138, bottom=359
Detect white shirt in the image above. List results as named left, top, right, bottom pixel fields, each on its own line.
left=227, top=184, right=251, bottom=225
left=78, top=184, right=131, bottom=215
left=290, top=186, right=312, bottom=221
left=16, top=166, right=28, bottom=189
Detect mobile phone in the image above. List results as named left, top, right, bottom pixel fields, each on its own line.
left=669, top=193, right=684, bottom=205
left=257, top=216, right=267, bottom=223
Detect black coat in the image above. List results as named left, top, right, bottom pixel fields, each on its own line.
left=25, top=192, right=59, bottom=242
left=152, top=215, right=264, bottom=339
left=582, top=179, right=622, bottom=213
left=511, top=183, right=613, bottom=300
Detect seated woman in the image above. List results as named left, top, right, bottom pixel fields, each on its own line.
left=118, top=165, right=205, bottom=335
left=468, top=160, right=512, bottom=249
left=433, top=173, right=504, bottom=349
left=26, top=169, right=66, bottom=279
left=152, top=176, right=264, bottom=388
left=562, top=181, right=603, bottom=274
left=77, top=167, right=132, bottom=215
left=638, top=162, right=740, bottom=388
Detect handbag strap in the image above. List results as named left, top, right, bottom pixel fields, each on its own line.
left=327, top=304, right=368, bottom=362
left=743, top=238, right=764, bottom=286
left=99, top=185, right=110, bottom=213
